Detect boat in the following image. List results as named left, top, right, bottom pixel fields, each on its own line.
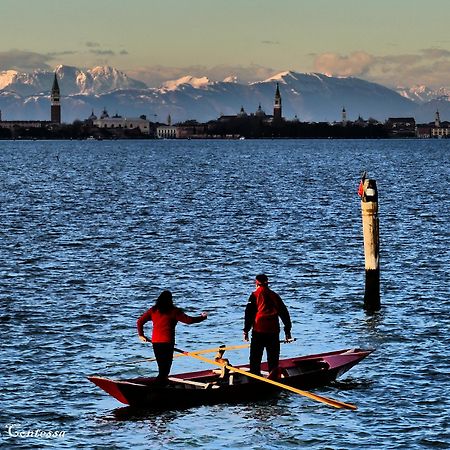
left=88, top=348, right=373, bottom=409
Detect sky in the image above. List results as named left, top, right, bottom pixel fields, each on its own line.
left=2, top=0, right=450, bottom=88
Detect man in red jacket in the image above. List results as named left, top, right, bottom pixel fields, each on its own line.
left=137, top=290, right=207, bottom=383
left=243, top=274, right=292, bottom=376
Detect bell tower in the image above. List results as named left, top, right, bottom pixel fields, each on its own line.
left=51, top=72, right=61, bottom=124
left=435, top=109, right=441, bottom=128
left=273, top=82, right=282, bottom=123
left=342, top=107, right=347, bottom=125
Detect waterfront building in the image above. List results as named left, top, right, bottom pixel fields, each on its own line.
left=354, top=115, right=368, bottom=127
left=385, top=117, right=416, bottom=137
left=429, top=109, right=450, bottom=137
left=176, top=123, right=209, bottom=138
left=416, top=124, right=432, bottom=138
left=216, top=84, right=280, bottom=124
left=255, top=103, right=266, bottom=118
left=237, top=106, right=248, bottom=118
left=417, top=111, right=450, bottom=138
left=85, top=110, right=98, bottom=125
left=93, top=110, right=150, bottom=134
left=156, top=125, right=178, bottom=138
left=0, top=118, right=50, bottom=131
left=100, top=108, right=109, bottom=119
left=431, top=121, right=450, bottom=138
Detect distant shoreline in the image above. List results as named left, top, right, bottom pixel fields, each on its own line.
left=0, top=136, right=437, bottom=141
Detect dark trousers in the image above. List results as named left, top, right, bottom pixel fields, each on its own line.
left=152, top=343, right=175, bottom=380
left=249, top=331, right=280, bottom=375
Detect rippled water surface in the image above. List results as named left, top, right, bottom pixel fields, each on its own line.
left=1, top=139, right=449, bottom=449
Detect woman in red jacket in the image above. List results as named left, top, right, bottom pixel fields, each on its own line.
left=137, top=290, right=207, bottom=383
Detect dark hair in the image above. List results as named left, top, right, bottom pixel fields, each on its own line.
left=255, top=274, right=269, bottom=285
left=154, top=290, right=174, bottom=314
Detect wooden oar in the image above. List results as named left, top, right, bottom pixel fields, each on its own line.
left=106, top=344, right=251, bottom=367
left=107, top=341, right=296, bottom=368
left=191, top=344, right=250, bottom=354
left=174, top=347, right=357, bottom=410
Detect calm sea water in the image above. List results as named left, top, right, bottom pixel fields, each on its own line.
left=0, top=139, right=449, bottom=449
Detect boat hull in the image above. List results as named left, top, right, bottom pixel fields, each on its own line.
left=88, top=348, right=372, bottom=409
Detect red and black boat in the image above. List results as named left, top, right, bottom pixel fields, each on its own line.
left=88, top=348, right=373, bottom=409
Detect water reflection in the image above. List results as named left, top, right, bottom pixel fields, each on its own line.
left=364, top=311, right=384, bottom=328
left=330, top=378, right=374, bottom=391
left=111, top=406, right=185, bottom=424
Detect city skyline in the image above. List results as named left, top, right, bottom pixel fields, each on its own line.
left=2, top=0, right=450, bottom=88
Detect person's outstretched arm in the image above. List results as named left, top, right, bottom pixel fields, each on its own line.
left=176, top=309, right=208, bottom=325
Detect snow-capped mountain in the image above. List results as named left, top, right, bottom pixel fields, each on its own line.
left=161, top=76, right=212, bottom=91
left=223, top=76, right=238, bottom=83
left=0, top=70, right=21, bottom=90
left=85, top=65, right=147, bottom=94
left=0, top=65, right=147, bottom=96
left=261, top=71, right=299, bottom=83
left=0, top=65, right=444, bottom=123
left=396, top=85, right=450, bottom=103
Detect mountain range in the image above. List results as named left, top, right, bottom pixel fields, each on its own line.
left=0, top=65, right=448, bottom=124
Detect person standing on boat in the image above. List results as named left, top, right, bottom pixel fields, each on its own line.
left=137, top=290, right=207, bottom=383
left=243, top=274, right=292, bottom=376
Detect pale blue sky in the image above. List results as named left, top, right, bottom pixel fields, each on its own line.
left=2, top=0, right=450, bottom=87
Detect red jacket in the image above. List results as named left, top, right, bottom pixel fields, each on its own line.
left=244, top=286, right=291, bottom=334
left=137, top=306, right=204, bottom=343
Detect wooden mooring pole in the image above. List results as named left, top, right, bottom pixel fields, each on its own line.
left=359, top=175, right=381, bottom=311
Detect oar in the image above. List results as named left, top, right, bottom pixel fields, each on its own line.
left=107, top=341, right=296, bottom=368
left=191, top=344, right=250, bottom=354
left=180, top=340, right=295, bottom=356
left=174, top=347, right=357, bottom=410
left=106, top=344, right=251, bottom=367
